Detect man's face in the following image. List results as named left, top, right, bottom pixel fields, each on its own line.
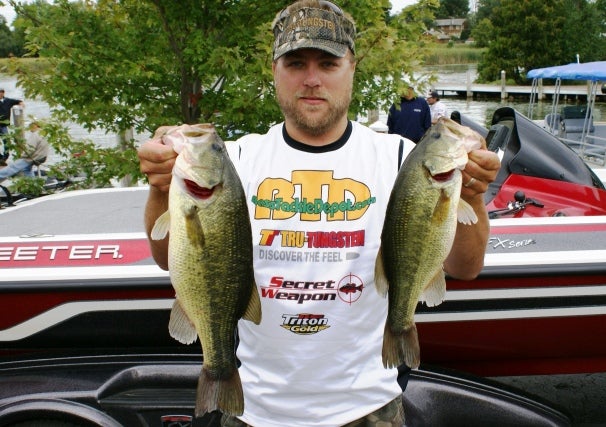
left=0, top=91, right=4, bottom=99
left=427, top=96, right=436, bottom=105
left=272, top=48, right=356, bottom=137
left=400, top=87, right=415, bottom=100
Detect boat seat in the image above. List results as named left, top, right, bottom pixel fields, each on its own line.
left=561, top=106, right=594, bottom=133
left=562, top=118, right=594, bottom=133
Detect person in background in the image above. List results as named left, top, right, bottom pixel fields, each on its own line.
left=0, top=121, right=49, bottom=183
left=386, top=85, right=431, bottom=143
left=0, top=88, right=25, bottom=165
left=138, top=1, right=500, bottom=425
left=427, top=90, right=447, bottom=124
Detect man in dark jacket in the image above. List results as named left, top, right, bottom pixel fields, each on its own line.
left=386, top=86, right=431, bottom=143
left=0, top=88, right=25, bottom=164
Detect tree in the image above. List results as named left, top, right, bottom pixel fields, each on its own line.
left=474, top=0, right=500, bottom=22
left=435, top=0, right=469, bottom=18
left=0, top=15, right=23, bottom=57
left=475, top=0, right=567, bottom=83
left=6, top=0, right=435, bottom=187
left=559, top=0, right=606, bottom=64
left=474, top=0, right=606, bottom=84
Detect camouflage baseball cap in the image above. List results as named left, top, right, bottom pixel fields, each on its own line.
left=272, top=0, right=356, bottom=60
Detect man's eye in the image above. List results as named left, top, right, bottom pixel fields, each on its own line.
left=321, top=61, right=338, bottom=68
left=286, top=61, right=303, bottom=68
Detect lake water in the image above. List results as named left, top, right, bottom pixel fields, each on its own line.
left=2, top=67, right=605, bottom=163
left=400, top=64, right=606, bottom=127
left=0, top=75, right=134, bottom=165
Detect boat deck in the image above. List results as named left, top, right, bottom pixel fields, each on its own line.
left=560, top=124, right=606, bottom=165
left=537, top=117, right=606, bottom=167
left=0, top=187, right=149, bottom=238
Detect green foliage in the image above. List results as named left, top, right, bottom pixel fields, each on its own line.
left=0, top=14, right=24, bottom=57
left=0, top=119, right=145, bottom=197
left=40, top=120, right=145, bottom=189
left=559, top=0, right=606, bottom=64
left=4, top=0, right=435, bottom=191
left=469, top=17, right=493, bottom=48
left=435, top=0, right=469, bottom=18
left=352, top=0, right=439, bottom=106
left=9, top=0, right=438, bottom=127
left=9, top=176, right=46, bottom=197
left=474, top=0, right=606, bottom=84
left=0, top=57, right=48, bottom=73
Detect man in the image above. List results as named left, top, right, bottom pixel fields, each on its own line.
left=386, top=85, right=431, bottom=143
left=0, top=88, right=25, bottom=164
left=0, top=121, right=49, bottom=183
left=138, top=1, right=500, bottom=426
left=427, top=90, right=448, bottom=124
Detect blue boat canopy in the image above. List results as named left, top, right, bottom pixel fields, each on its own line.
left=527, top=62, right=606, bottom=81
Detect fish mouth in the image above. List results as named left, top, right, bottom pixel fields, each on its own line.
left=431, top=169, right=455, bottom=182
left=184, top=179, right=218, bottom=199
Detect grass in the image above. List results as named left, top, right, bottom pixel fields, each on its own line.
left=425, top=44, right=485, bottom=65
left=0, top=57, right=50, bottom=75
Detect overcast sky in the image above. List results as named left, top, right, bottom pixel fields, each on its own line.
left=390, top=0, right=418, bottom=13
left=0, top=4, right=16, bottom=25
left=1, top=1, right=418, bottom=26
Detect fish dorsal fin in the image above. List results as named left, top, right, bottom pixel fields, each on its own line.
left=420, top=269, right=447, bottom=307
left=374, top=247, right=389, bottom=297
left=151, top=210, right=171, bottom=240
left=457, top=198, right=478, bottom=225
left=168, top=297, right=198, bottom=345
left=184, top=206, right=205, bottom=248
left=242, top=281, right=262, bottom=325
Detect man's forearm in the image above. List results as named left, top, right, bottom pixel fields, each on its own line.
left=444, top=196, right=489, bottom=280
left=144, top=186, right=170, bottom=270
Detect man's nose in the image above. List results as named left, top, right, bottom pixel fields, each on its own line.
left=303, top=66, right=322, bottom=87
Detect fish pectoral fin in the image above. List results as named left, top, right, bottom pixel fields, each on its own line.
left=168, top=298, right=198, bottom=345
left=150, top=210, right=171, bottom=240
left=242, top=281, right=262, bottom=325
left=420, top=269, right=446, bottom=307
left=184, top=205, right=205, bottom=248
left=374, top=247, right=389, bottom=297
left=457, top=198, right=478, bottom=225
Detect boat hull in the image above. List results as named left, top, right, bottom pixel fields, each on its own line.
left=1, top=188, right=605, bottom=378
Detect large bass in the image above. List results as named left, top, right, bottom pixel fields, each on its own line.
left=375, top=118, right=482, bottom=370
left=151, top=124, right=261, bottom=417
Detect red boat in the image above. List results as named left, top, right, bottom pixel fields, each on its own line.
left=434, top=107, right=606, bottom=378
left=3, top=106, right=602, bottom=425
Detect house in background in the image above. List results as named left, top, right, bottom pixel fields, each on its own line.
left=432, top=18, right=467, bottom=41
left=425, top=28, right=451, bottom=43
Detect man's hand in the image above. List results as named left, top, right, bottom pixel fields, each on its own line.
left=138, top=134, right=178, bottom=193
left=460, top=148, right=501, bottom=200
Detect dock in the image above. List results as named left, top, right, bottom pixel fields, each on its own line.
left=433, top=82, right=605, bottom=100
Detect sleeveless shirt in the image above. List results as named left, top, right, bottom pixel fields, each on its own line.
left=226, top=121, right=414, bottom=427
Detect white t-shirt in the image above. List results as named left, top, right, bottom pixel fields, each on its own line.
left=226, top=121, right=415, bottom=427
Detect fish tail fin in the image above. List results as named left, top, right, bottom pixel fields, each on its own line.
left=374, top=247, right=389, bottom=297
left=457, top=198, right=478, bottom=225
left=382, top=322, right=420, bottom=369
left=168, top=298, right=198, bottom=344
left=242, top=281, right=262, bottom=325
left=150, top=210, right=171, bottom=240
left=420, top=270, right=447, bottom=307
left=195, top=366, right=244, bottom=417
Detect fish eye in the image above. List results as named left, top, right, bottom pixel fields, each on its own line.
left=211, top=142, right=223, bottom=152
